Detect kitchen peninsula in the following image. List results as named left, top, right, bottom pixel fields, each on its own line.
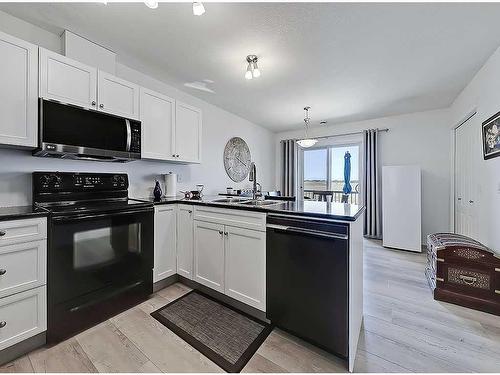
left=136, top=195, right=365, bottom=371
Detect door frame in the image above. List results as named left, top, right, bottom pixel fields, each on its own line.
left=450, top=108, right=476, bottom=234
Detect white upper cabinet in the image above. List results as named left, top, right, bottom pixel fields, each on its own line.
left=0, top=31, right=38, bottom=148
left=98, top=70, right=139, bottom=119
left=177, top=205, right=194, bottom=279
left=140, top=88, right=175, bottom=160
left=39, top=48, right=97, bottom=110
left=154, top=205, right=177, bottom=283
left=175, top=101, right=202, bottom=163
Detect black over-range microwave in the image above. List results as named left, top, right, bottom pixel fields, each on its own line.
left=34, top=99, right=141, bottom=162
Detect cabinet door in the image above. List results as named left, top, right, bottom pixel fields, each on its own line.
left=0, top=31, right=38, bottom=148
left=224, top=226, right=266, bottom=311
left=39, top=48, right=97, bottom=109
left=176, top=205, right=194, bottom=279
left=98, top=70, right=139, bottom=119
left=194, top=220, right=224, bottom=292
left=154, top=206, right=176, bottom=283
left=175, top=101, right=202, bottom=163
left=139, top=88, right=175, bottom=160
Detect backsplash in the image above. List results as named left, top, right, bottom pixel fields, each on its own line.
left=0, top=148, right=260, bottom=207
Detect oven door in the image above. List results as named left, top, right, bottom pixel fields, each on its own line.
left=49, top=207, right=153, bottom=306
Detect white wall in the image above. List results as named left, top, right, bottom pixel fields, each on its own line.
left=450, top=46, right=500, bottom=251
left=275, top=108, right=452, bottom=242
left=0, top=11, right=275, bottom=206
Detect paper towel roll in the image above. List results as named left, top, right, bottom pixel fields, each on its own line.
left=164, top=173, right=177, bottom=197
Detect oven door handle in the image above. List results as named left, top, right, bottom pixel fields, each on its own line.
left=51, top=207, right=153, bottom=222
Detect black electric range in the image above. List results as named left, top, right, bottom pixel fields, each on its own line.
left=33, top=172, right=154, bottom=343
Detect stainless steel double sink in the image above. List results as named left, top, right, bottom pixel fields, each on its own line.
left=211, top=197, right=283, bottom=206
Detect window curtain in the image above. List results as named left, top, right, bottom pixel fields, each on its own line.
left=280, top=139, right=298, bottom=197
left=363, top=129, right=382, bottom=238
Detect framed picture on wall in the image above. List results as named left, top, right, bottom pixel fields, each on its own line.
left=482, top=111, right=500, bottom=160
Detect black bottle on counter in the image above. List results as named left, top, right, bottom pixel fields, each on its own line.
left=153, top=180, right=162, bottom=201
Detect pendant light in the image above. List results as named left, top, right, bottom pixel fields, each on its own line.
left=297, top=106, right=318, bottom=148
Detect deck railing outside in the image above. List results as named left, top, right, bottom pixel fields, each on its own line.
left=303, top=180, right=360, bottom=205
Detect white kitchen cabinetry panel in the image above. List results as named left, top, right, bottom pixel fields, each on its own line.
left=39, top=48, right=97, bottom=109
left=154, top=206, right=176, bottom=283
left=177, top=205, right=194, bottom=279
left=0, top=241, right=46, bottom=299
left=224, top=226, right=266, bottom=311
left=194, top=206, right=266, bottom=232
left=98, top=71, right=139, bottom=119
left=140, top=88, right=175, bottom=160
left=0, top=31, right=38, bottom=148
left=0, top=286, right=46, bottom=351
left=194, top=220, right=225, bottom=292
left=175, top=101, right=202, bottom=163
left=0, top=218, right=47, bottom=247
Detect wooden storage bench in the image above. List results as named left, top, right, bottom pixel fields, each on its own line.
left=426, top=233, right=500, bottom=316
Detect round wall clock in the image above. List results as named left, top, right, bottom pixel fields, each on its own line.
left=224, top=137, right=252, bottom=182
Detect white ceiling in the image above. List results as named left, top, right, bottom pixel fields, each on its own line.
left=2, top=2, right=500, bottom=132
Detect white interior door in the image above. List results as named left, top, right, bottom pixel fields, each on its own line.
left=454, top=115, right=481, bottom=240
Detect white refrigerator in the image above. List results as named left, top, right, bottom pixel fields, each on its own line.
left=382, top=165, right=422, bottom=252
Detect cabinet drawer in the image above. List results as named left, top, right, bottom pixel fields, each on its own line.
left=194, top=206, right=266, bottom=232
left=0, top=218, right=47, bottom=246
left=0, top=241, right=46, bottom=298
left=0, top=286, right=46, bottom=351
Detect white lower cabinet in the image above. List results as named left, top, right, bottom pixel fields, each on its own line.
left=153, top=206, right=176, bottom=283
left=0, top=286, right=46, bottom=351
left=193, top=221, right=225, bottom=292
left=192, top=207, right=266, bottom=311
left=176, top=205, right=194, bottom=279
left=224, top=226, right=266, bottom=311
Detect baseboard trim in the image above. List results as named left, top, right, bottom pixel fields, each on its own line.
left=0, top=332, right=46, bottom=366
left=177, top=275, right=268, bottom=322
left=153, top=274, right=179, bottom=292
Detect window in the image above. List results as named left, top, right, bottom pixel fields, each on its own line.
left=302, top=144, right=361, bottom=204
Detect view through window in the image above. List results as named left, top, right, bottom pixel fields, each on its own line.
left=303, top=145, right=360, bottom=204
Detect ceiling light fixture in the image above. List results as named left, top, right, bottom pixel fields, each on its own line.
left=144, top=0, right=158, bottom=9
left=297, top=106, right=318, bottom=148
left=193, top=2, right=205, bottom=16
left=245, top=55, right=261, bottom=80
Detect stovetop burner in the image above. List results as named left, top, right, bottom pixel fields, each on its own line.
left=33, top=172, right=153, bottom=216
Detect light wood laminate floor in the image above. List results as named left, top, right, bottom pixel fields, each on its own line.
left=2, top=239, right=500, bottom=373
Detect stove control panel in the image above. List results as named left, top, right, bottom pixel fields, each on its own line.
left=34, top=172, right=129, bottom=192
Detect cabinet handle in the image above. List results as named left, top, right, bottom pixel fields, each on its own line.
left=457, top=197, right=462, bottom=201
left=218, top=230, right=223, bottom=235
left=176, top=154, right=180, bottom=158
left=99, top=104, right=104, bottom=109
left=0, top=230, right=5, bottom=237
left=469, top=200, right=474, bottom=204
left=459, top=275, right=477, bottom=285
left=172, top=154, right=176, bottom=157
left=224, top=232, right=228, bottom=236
left=188, top=210, right=192, bottom=214
left=0, top=269, right=6, bottom=276
left=91, top=101, right=96, bottom=106
left=0, top=321, right=6, bottom=328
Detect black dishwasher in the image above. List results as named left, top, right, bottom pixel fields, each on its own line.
left=266, top=214, right=349, bottom=358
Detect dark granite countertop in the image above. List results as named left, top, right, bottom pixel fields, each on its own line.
left=0, top=205, right=49, bottom=221
left=133, top=195, right=365, bottom=222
